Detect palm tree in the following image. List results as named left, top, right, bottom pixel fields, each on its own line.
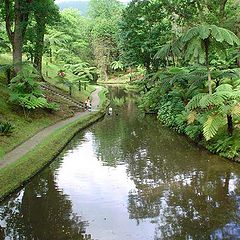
left=183, top=25, right=240, bottom=94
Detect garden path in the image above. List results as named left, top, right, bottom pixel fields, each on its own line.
left=0, top=86, right=101, bottom=169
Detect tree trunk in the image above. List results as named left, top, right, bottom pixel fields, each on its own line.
left=49, top=49, right=53, bottom=63
left=227, top=114, right=233, bottom=136
left=204, top=38, right=212, bottom=94
left=34, top=17, right=45, bottom=75
left=5, top=0, right=31, bottom=74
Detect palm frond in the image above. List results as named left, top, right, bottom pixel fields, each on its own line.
left=232, top=103, right=240, bottom=117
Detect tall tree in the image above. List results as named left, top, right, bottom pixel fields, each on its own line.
left=31, top=0, right=59, bottom=74
left=89, top=0, right=123, bottom=80
left=119, top=0, right=171, bottom=72
left=3, top=0, right=33, bottom=73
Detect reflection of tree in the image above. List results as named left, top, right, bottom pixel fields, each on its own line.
left=92, top=86, right=240, bottom=239
left=0, top=167, right=90, bottom=240
left=127, top=153, right=240, bottom=239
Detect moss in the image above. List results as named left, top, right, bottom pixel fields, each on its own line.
left=0, top=89, right=110, bottom=201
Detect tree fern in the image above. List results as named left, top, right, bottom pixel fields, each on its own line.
left=199, top=25, right=210, bottom=40
left=203, top=114, right=226, bottom=141
left=216, top=84, right=233, bottom=92
left=187, top=93, right=208, bottom=110
left=199, top=94, right=224, bottom=108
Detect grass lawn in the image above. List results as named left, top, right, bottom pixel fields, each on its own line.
left=0, top=53, right=96, bottom=157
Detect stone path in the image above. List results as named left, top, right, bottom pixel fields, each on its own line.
left=0, top=86, right=102, bottom=169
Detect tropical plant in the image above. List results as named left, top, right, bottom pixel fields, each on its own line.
left=111, top=60, right=124, bottom=71
left=187, top=84, right=240, bottom=141
left=9, top=64, right=57, bottom=116
left=57, top=76, right=75, bottom=96
left=154, top=38, right=182, bottom=67
left=0, top=120, right=14, bottom=134
left=182, top=25, right=240, bottom=94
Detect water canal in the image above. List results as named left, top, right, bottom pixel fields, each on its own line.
left=1, top=86, right=240, bottom=240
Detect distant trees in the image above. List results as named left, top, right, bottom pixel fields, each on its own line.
left=89, top=0, right=123, bottom=80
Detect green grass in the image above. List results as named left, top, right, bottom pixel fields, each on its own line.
left=0, top=88, right=109, bottom=201
left=0, top=53, right=96, bottom=155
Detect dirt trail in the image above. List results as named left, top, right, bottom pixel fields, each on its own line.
left=0, top=86, right=102, bottom=169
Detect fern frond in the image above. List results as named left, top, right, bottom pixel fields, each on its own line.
left=186, top=93, right=207, bottom=110
left=182, top=27, right=199, bottom=42
left=215, top=84, right=233, bottom=92
left=199, top=94, right=224, bottom=108
left=203, top=114, right=226, bottom=141
left=154, top=43, right=171, bottom=60
left=199, top=25, right=210, bottom=40
left=211, top=25, right=240, bottom=45
left=232, top=103, right=240, bottom=117
left=187, top=111, right=198, bottom=124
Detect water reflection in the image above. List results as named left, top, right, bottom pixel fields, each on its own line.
left=0, top=162, right=89, bottom=240
left=1, top=86, right=240, bottom=239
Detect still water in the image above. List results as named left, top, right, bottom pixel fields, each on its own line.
left=1, top=86, right=240, bottom=240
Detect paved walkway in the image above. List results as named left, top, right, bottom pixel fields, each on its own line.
left=0, top=86, right=102, bottom=169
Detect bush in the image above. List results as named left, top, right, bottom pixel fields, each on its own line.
left=9, top=64, right=59, bottom=116
left=46, top=102, right=60, bottom=112
left=0, top=121, right=14, bottom=135
left=157, top=96, right=185, bottom=130
left=206, top=132, right=240, bottom=159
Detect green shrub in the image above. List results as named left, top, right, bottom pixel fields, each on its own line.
left=46, top=102, right=60, bottom=111
left=0, top=121, right=14, bottom=135
left=206, top=134, right=240, bottom=159
left=185, top=124, right=202, bottom=140
left=157, top=96, right=185, bottom=131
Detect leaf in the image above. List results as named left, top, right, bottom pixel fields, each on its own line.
left=186, top=93, right=208, bottom=110
left=211, top=25, right=240, bottom=45
left=154, top=43, right=171, bottom=60
left=203, top=114, right=225, bottom=141
left=211, top=25, right=225, bottom=43
left=182, top=27, right=199, bottom=42
left=187, top=111, right=198, bottom=124
left=215, top=84, right=233, bottom=92
left=232, top=103, right=240, bottom=117
left=199, top=25, right=210, bottom=40
left=199, top=94, right=225, bottom=108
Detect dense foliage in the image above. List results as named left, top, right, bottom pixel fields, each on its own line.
left=1, top=0, right=240, bottom=159
left=119, top=0, right=240, bottom=159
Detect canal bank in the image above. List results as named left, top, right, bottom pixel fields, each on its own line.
left=0, top=86, right=109, bottom=201
left=1, top=85, right=240, bottom=240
